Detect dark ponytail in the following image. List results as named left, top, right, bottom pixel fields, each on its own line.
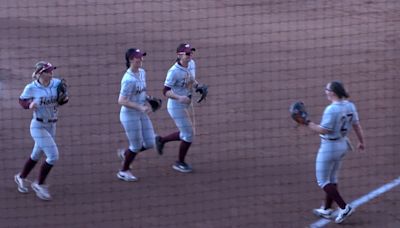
left=125, top=48, right=137, bottom=69
left=329, top=81, right=349, bottom=99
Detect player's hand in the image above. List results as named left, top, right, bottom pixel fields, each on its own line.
left=357, top=142, right=365, bottom=152
left=139, top=105, right=151, bottom=113
left=178, top=96, right=191, bottom=104
left=29, top=101, right=38, bottom=110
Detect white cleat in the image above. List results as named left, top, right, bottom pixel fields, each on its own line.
left=31, top=182, right=52, bottom=201
left=313, top=207, right=334, bottom=219
left=117, top=170, right=138, bottom=182
left=14, top=174, right=29, bottom=193
left=335, top=204, right=354, bottom=223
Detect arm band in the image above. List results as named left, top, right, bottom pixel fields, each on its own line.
left=163, top=86, right=171, bottom=96
left=19, top=98, right=31, bottom=109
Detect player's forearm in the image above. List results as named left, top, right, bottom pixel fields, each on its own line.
left=353, top=123, right=365, bottom=144
left=118, top=97, right=144, bottom=111
left=307, top=122, right=330, bottom=135
left=165, top=90, right=181, bottom=100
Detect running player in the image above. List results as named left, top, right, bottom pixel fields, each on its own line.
left=155, top=43, right=202, bottom=173
left=14, top=61, right=69, bottom=201
left=116, top=48, right=156, bottom=182
left=304, top=81, right=365, bottom=223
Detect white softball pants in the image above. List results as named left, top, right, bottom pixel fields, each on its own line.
left=315, top=138, right=350, bottom=188
left=29, top=119, right=59, bottom=165
left=120, top=110, right=155, bottom=153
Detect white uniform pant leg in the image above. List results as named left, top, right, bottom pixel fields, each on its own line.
left=140, top=114, right=155, bottom=149
left=167, top=100, right=193, bottom=143
left=120, top=110, right=144, bottom=152
left=30, top=120, right=59, bottom=165
left=316, top=140, right=348, bottom=188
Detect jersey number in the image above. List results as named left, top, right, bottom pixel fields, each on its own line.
left=340, top=113, right=353, bottom=137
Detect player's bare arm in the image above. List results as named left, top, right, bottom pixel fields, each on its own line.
left=164, top=87, right=191, bottom=104
left=352, top=123, right=365, bottom=151
left=118, top=95, right=150, bottom=113
left=307, top=122, right=331, bottom=135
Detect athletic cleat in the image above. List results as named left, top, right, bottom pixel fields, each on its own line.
left=117, top=148, right=125, bottom=162
left=31, top=182, right=52, bottom=201
left=313, top=207, right=334, bottom=219
left=14, top=173, right=29, bottom=193
left=335, top=204, right=354, bottom=223
left=117, top=170, right=138, bottom=182
left=172, top=161, right=193, bottom=173
left=155, top=136, right=164, bottom=155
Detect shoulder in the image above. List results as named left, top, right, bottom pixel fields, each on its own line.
left=122, top=71, right=134, bottom=82
left=169, top=63, right=179, bottom=70
left=345, top=100, right=358, bottom=112
left=51, top=78, right=62, bottom=87
left=24, top=81, right=38, bottom=90
left=323, top=103, right=338, bottom=115
left=167, top=63, right=179, bottom=74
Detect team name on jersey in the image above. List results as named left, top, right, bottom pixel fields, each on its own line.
left=39, top=96, right=58, bottom=105
left=134, top=86, right=146, bottom=95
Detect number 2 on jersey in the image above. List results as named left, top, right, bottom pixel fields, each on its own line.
left=340, top=113, right=353, bottom=137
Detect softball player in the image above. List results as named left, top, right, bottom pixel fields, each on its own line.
left=305, top=81, right=365, bottom=223
left=155, top=43, right=200, bottom=173
left=14, top=61, right=69, bottom=201
left=117, top=48, right=156, bottom=182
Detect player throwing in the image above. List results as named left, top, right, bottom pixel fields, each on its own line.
left=14, top=61, right=69, bottom=201
left=155, top=43, right=204, bottom=173
left=300, top=81, right=365, bottom=223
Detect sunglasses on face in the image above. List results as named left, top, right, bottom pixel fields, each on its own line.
left=178, top=52, right=192, bottom=56
left=42, top=68, right=53, bottom=73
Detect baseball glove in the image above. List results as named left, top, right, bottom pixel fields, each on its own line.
left=195, top=84, right=208, bottom=103
left=57, top=78, right=69, bottom=105
left=146, top=96, right=162, bottom=112
left=289, top=101, right=310, bottom=125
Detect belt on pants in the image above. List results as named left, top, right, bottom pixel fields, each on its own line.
left=321, top=137, right=341, bottom=141
left=36, top=118, right=58, bottom=123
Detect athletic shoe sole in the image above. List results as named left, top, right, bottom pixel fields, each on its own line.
left=117, top=173, right=138, bottom=182
left=14, top=174, right=29, bottom=193
left=335, top=206, right=354, bottom=223
left=172, top=164, right=193, bottom=173
left=313, top=209, right=333, bottom=219
left=31, top=183, right=52, bottom=201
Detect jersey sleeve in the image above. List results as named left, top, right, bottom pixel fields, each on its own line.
left=164, top=69, right=176, bottom=87
left=120, top=79, right=135, bottom=97
left=20, top=84, right=34, bottom=99
left=320, top=106, right=335, bottom=131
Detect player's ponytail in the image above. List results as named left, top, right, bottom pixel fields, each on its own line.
left=330, top=81, right=349, bottom=99
left=125, top=48, right=136, bottom=69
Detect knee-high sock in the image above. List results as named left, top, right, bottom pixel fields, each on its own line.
left=179, top=141, right=192, bottom=163
left=38, top=162, right=53, bottom=185
left=20, top=158, right=38, bottom=179
left=160, top=131, right=180, bottom=143
left=323, top=183, right=346, bottom=209
left=324, top=183, right=337, bottom=209
left=122, top=149, right=137, bottom=171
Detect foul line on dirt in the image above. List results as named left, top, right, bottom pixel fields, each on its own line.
left=309, top=176, right=400, bottom=228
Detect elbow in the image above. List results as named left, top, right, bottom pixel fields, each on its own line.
left=163, top=86, right=171, bottom=96
left=118, top=97, right=126, bottom=106
left=19, top=98, right=31, bottom=109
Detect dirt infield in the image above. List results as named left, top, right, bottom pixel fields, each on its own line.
left=0, top=0, right=399, bottom=227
